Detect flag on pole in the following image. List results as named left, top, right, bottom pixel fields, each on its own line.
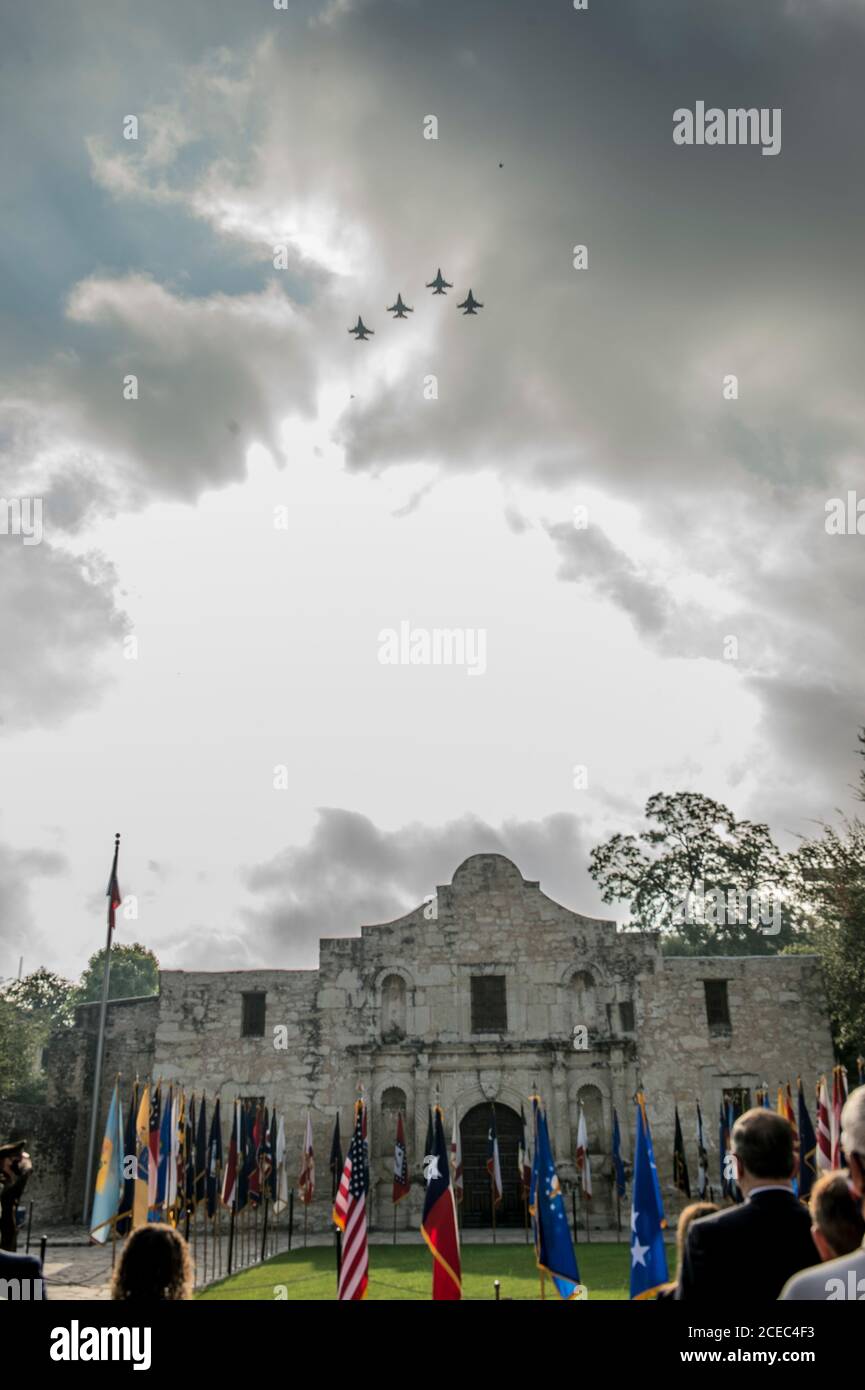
left=695, top=1101, right=708, bottom=1199
left=333, top=1100, right=370, bottom=1301
left=831, top=1066, right=848, bottom=1167
left=132, top=1082, right=150, bottom=1229
left=106, top=834, right=122, bottom=936
left=206, top=1098, right=223, bottom=1217
left=450, top=1110, right=463, bottom=1204
left=612, top=1107, right=627, bottom=1200
left=719, top=1102, right=733, bottom=1199
left=155, top=1086, right=172, bottom=1218
left=393, top=1111, right=410, bottom=1204
left=275, top=1112, right=288, bottom=1212
left=116, top=1079, right=138, bottom=1237
left=90, top=1080, right=124, bottom=1243
left=816, top=1077, right=832, bottom=1174
left=529, top=1094, right=581, bottom=1299
left=576, top=1102, right=593, bottom=1199
left=299, top=1111, right=315, bottom=1205
left=673, top=1106, right=691, bottom=1197
left=247, top=1104, right=263, bottom=1206
left=421, top=1104, right=462, bottom=1300
left=165, top=1088, right=179, bottom=1213
left=518, top=1104, right=532, bottom=1198
left=797, top=1077, right=817, bottom=1202
left=329, top=1114, right=343, bottom=1200
left=221, top=1099, right=239, bottom=1209
left=148, top=1084, right=161, bottom=1213
left=194, top=1094, right=207, bottom=1208
left=630, top=1091, right=668, bottom=1300
left=486, top=1105, right=502, bottom=1205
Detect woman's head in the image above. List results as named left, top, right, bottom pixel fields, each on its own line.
left=111, top=1222, right=193, bottom=1301
left=675, top=1201, right=719, bottom=1268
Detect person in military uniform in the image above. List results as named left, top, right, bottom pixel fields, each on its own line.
left=0, top=1140, right=33, bottom=1252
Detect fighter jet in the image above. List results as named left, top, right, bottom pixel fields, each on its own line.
left=348, top=316, right=374, bottom=340
left=457, top=290, right=483, bottom=315
left=386, top=294, right=413, bottom=319
left=425, top=268, right=453, bottom=295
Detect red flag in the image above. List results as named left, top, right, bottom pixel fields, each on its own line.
left=333, top=1100, right=369, bottom=1301
left=831, top=1066, right=848, bottom=1167
left=299, top=1112, right=315, bottom=1205
left=816, top=1077, right=832, bottom=1173
left=421, top=1105, right=461, bottom=1300
left=393, top=1111, right=410, bottom=1204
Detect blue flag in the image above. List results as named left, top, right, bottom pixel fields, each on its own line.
left=630, top=1092, right=668, bottom=1300
left=612, top=1107, right=626, bottom=1200
left=529, top=1096, right=581, bottom=1299
left=90, top=1081, right=124, bottom=1243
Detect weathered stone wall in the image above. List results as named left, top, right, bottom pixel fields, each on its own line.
left=0, top=1098, right=77, bottom=1230
left=52, top=854, right=836, bottom=1233
left=637, top=953, right=835, bottom=1209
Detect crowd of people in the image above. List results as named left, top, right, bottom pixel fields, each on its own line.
left=3, top=1085, right=865, bottom=1301
left=664, top=1084, right=865, bottom=1301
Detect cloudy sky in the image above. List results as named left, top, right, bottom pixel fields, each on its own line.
left=2, top=0, right=863, bottom=981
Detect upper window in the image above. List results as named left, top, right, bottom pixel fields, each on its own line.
left=471, top=975, right=507, bottom=1033
left=618, top=1000, right=636, bottom=1033
left=704, top=980, right=731, bottom=1031
left=241, top=991, right=266, bottom=1038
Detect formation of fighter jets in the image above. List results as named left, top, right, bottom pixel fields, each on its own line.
left=348, top=268, right=482, bottom=340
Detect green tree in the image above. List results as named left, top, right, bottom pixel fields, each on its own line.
left=789, top=730, right=865, bottom=1070
left=588, top=791, right=795, bottom=954
left=0, top=968, right=75, bottom=1102
left=76, top=943, right=159, bottom=1003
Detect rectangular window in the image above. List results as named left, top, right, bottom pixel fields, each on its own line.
left=471, top=975, right=507, bottom=1033
left=618, top=1001, right=635, bottom=1033
left=241, top=991, right=266, bottom=1038
left=704, top=980, right=731, bottom=1031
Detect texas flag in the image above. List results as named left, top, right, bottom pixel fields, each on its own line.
left=421, top=1105, right=461, bottom=1300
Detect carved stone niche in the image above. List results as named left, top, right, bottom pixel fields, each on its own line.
left=479, top=1070, right=500, bottom=1101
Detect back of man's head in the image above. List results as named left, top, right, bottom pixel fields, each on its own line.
left=732, top=1108, right=794, bottom=1184
left=840, top=1085, right=865, bottom=1199
left=809, top=1170, right=865, bottom=1260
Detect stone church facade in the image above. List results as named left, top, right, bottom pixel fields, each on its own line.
left=36, top=853, right=834, bottom=1227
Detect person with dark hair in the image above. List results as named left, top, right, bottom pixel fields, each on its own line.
left=0, top=1140, right=32, bottom=1253
left=675, top=1108, right=817, bottom=1301
left=111, top=1223, right=193, bottom=1301
left=656, top=1201, right=719, bottom=1299
left=780, top=1087, right=865, bottom=1300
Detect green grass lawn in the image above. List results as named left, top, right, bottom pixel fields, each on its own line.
left=197, top=1240, right=632, bottom=1301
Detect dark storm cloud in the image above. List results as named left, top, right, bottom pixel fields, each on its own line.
left=240, top=806, right=606, bottom=967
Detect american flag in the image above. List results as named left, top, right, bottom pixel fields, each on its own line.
left=816, top=1076, right=832, bottom=1173
left=333, top=1100, right=369, bottom=1301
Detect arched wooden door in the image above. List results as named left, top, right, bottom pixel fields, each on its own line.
left=460, top=1102, right=524, bottom=1228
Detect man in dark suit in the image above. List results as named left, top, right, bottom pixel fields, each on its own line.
left=0, top=1248, right=44, bottom=1300
left=0, top=1140, right=32, bottom=1252
left=676, top=1107, right=817, bottom=1301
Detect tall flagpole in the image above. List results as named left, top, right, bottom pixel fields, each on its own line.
left=83, top=832, right=121, bottom=1226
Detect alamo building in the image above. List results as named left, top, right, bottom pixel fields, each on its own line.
left=19, top=853, right=835, bottom=1228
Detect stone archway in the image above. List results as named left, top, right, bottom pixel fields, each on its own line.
left=460, top=1102, right=524, bottom=1229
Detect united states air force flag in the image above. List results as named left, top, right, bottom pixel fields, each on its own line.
left=630, top=1091, right=668, bottom=1300
left=529, top=1096, right=582, bottom=1300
